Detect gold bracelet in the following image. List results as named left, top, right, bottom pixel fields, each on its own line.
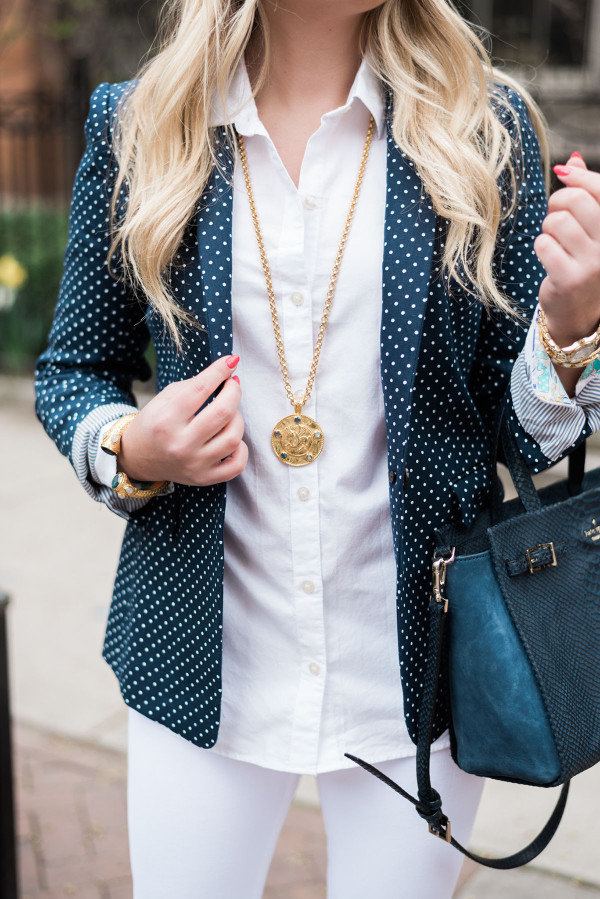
left=100, top=414, right=171, bottom=498
left=110, top=470, right=171, bottom=499
left=538, top=307, right=600, bottom=369
left=100, top=413, right=138, bottom=456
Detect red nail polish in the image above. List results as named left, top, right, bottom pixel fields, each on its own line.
left=554, top=164, right=572, bottom=177
left=232, top=375, right=240, bottom=384
left=226, top=355, right=240, bottom=369
left=571, top=152, right=584, bottom=160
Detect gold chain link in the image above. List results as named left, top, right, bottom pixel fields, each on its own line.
left=237, top=116, right=375, bottom=412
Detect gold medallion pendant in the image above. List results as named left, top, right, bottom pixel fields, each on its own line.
left=237, top=116, right=375, bottom=470
left=271, top=413, right=324, bottom=467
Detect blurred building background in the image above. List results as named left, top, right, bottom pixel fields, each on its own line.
left=458, top=0, right=600, bottom=163
left=0, top=0, right=160, bottom=372
left=0, top=0, right=599, bottom=374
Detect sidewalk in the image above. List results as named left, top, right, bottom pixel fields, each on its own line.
left=13, top=723, right=599, bottom=898
left=14, top=723, right=331, bottom=899
left=3, top=374, right=600, bottom=896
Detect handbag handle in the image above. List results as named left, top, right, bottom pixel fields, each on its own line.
left=345, top=598, right=571, bottom=869
left=491, top=403, right=586, bottom=523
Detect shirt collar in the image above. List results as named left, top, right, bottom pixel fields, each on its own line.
left=210, top=55, right=386, bottom=140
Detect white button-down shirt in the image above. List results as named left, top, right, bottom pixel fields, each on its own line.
left=206, top=58, right=451, bottom=773
left=93, top=57, right=599, bottom=774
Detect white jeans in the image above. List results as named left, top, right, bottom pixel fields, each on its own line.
left=127, top=709, right=484, bottom=899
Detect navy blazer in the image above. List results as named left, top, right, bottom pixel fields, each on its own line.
left=35, top=80, right=588, bottom=750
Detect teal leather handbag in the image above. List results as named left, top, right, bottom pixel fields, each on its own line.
left=346, top=416, right=600, bottom=869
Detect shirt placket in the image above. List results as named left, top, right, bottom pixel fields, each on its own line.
left=271, top=143, right=327, bottom=771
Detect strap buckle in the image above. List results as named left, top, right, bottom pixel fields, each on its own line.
left=525, top=542, right=557, bottom=574
left=428, top=816, right=452, bottom=843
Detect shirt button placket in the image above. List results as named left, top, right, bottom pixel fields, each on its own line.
left=289, top=435, right=325, bottom=769
left=289, top=156, right=326, bottom=770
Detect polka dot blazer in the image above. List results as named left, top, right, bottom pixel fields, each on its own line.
left=34, top=80, right=587, bottom=749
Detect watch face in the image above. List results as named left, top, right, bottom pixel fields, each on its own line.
left=570, top=343, right=600, bottom=364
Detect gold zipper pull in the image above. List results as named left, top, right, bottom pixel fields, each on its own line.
left=430, top=549, right=455, bottom=613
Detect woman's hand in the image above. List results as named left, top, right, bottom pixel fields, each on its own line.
left=118, top=355, right=247, bottom=486
left=534, top=152, right=600, bottom=347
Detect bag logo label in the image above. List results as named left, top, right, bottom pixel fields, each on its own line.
left=583, top=519, right=600, bottom=542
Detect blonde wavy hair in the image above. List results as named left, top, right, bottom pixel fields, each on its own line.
left=109, top=0, right=550, bottom=350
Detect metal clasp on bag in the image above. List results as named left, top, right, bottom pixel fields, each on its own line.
left=525, top=542, right=557, bottom=574
left=428, top=816, right=452, bottom=843
left=430, top=548, right=455, bottom=613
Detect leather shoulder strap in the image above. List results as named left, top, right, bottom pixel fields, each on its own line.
left=344, top=600, right=570, bottom=869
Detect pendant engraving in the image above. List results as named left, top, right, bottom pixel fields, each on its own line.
left=272, top=414, right=324, bottom=466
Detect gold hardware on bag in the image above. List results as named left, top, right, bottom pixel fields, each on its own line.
left=430, top=548, right=455, bottom=613
left=525, top=542, right=557, bottom=574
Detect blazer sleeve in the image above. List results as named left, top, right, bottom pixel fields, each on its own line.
left=34, top=82, right=154, bottom=520
left=468, top=85, right=591, bottom=474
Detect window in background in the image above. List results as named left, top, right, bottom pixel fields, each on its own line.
left=455, top=1, right=600, bottom=176
left=456, top=0, right=594, bottom=68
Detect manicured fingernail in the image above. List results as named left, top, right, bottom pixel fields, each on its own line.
left=554, top=165, right=572, bottom=177
left=232, top=375, right=240, bottom=384
left=571, top=152, right=584, bottom=160
left=226, top=354, right=240, bottom=368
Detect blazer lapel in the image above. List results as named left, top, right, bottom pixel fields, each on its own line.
left=381, top=121, right=437, bottom=464
left=195, top=129, right=236, bottom=362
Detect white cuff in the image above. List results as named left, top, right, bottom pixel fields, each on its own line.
left=512, top=306, right=600, bottom=460
left=511, top=355, right=585, bottom=460
left=71, top=404, right=154, bottom=520
left=92, top=419, right=122, bottom=487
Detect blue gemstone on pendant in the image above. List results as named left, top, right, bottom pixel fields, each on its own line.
left=306, top=454, right=313, bottom=461
left=294, top=416, right=301, bottom=423
left=314, top=431, right=321, bottom=439
left=281, top=452, right=288, bottom=459
left=111, top=473, right=122, bottom=489
left=594, top=359, right=600, bottom=371
left=274, top=430, right=281, bottom=437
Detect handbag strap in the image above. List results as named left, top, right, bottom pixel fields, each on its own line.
left=491, top=403, right=586, bottom=522
left=344, top=599, right=571, bottom=869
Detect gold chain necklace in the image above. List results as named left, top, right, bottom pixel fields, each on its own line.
left=237, top=116, right=375, bottom=466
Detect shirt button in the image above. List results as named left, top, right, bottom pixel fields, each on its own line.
left=301, top=580, right=315, bottom=594
left=297, top=487, right=311, bottom=502
left=309, top=662, right=321, bottom=676
left=291, top=291, right=305, bottom=307
left=303, top=195, right=318, bottom=210
left=389, top=469, right=397, bottom=485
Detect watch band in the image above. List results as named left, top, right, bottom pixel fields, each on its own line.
left=538, top=307, right=600, bottom=369
left=110, top=470, right=171, bottom=499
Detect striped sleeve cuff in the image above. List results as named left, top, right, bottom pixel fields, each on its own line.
left=511, top=305, right=600, bottom=461
left=71, top=403, right=154, bottom=520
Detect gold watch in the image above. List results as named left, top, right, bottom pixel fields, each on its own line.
left=538, top=307, right=600, bottom=369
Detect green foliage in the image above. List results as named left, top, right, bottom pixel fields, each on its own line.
left=0, top=206, right=69, bottom=372
left=0, top=206, right=157, bottom=377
